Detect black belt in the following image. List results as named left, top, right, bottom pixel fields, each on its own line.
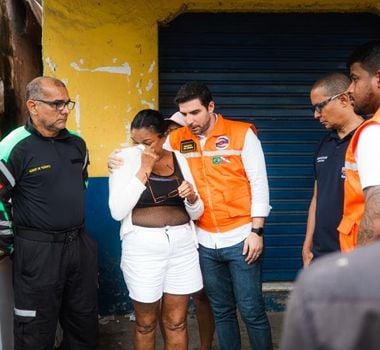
left=14, top=225, right=84, bottom=243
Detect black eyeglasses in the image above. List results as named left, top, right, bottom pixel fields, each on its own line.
left=34, top=99, right=76, bottom=111
left=311, top=92, right=346, bottom=113
left=145, top=173, right=180, bottom=204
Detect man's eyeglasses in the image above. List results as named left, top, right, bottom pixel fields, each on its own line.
left=145, top=173, right=180, bottom=204
left=34, top=99, right=76, bottom=111
left=311, top=92, right=346, bottom=113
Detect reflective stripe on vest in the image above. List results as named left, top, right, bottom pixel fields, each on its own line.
left=344, top=161, right=358, bottom=171
left=14, top=308, right=36, bottom=317
left=0, top=161, right=15, bottom=187
left=0, top=229, right=13, bottom=236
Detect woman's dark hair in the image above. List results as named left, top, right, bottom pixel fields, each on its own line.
left=130, top=109, right=169, bottom=137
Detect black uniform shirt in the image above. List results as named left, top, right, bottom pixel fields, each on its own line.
left=1, top=118, right=88, bottom=231
left=312, top=129, right=355, bottom=258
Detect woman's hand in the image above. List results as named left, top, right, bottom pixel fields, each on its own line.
left=108, top=149, right=124, bottom=173
left=140, top=145, right=159, bottom=176
left=178, top=181, right=198, bottom=204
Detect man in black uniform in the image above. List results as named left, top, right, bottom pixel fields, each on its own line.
left=0, top=76, right=98, bottom=349
left=302, top=73, right=363, bottom=266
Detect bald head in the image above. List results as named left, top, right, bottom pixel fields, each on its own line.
left=26, top=76, right=67, bottom=101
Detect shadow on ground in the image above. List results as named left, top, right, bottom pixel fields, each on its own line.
left=98, top=311, right=284, bottom=349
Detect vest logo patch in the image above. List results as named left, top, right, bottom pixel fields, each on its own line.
left=215, top=136, right=229, bottom=150
left=180, top=140, right=196, bottom=153
left=212, top=156, right=222, bottom=165
left=28, top=164, right=51, bottom=173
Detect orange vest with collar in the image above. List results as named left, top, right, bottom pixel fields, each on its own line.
left=169, top=114, right=256, bottom=233
left=338, top=108, right=380, bottom=251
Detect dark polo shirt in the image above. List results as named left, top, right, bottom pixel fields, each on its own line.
left=312, top=129, right=355, bottom=259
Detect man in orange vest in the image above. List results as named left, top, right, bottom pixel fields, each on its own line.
left=167, top=81, right=272, bottom=350
left=338, top=40, right=380, bottom=251
left=281, top=41, right=380, bottom=350
left=302, top=73, right=363, bottom=266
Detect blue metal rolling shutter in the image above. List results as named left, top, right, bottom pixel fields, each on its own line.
left=158, top=13, right=380, bottom=281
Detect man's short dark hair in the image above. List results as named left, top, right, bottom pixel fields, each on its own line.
left=174, top=81, right=213, bottom=108
left=311, top=72, right=351, bottom=96
left=347, top=40, right=380, bottom=74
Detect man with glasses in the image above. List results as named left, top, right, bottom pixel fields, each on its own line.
left=302, top=73, right=363, bottom=266
left=281, top=40, right=380, bottom=350
left=0, top=76, right=98, bottom=349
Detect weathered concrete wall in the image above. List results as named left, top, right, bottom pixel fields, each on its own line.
left=43, top=0, right=380, bottom=176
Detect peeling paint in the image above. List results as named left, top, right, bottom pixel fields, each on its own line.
left=70, top=61, right=131, bottom=76
left=145, top=79, right=153, bottom=91
left=45, top=57, right=57, bottom=72
left=148, top=61, right=155, bottom=73
left=141, top=99, right=155, bottom=109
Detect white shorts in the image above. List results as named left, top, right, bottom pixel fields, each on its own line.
left=120, top=223, right=203, bottom=303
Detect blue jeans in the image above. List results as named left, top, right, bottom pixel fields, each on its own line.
left=199, top=240, right=272, bottom=350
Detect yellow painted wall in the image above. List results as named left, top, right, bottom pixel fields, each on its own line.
left=43, top=0, right=379, bottom=176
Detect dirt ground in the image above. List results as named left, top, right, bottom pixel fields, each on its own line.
left=97, top=311, right=284, bottom=349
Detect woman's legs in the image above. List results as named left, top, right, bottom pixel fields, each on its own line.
left=133, top=299, right=161, bottom=350
left=161, top=293, right=190, bottom=350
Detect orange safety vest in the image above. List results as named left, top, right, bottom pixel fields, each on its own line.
left=338, top=108, right=380, bottom=251
left=169, top=114, right=257, bottom=233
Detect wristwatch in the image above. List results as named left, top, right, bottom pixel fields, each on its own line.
left=251, top=227, right=264, bottom=236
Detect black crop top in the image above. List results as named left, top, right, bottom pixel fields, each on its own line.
left=135, top=153, right=186, bottom=208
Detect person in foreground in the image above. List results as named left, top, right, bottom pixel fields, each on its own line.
left=108, top=109, right=204, bottom=350
left=281, top=40, right=380, bottom=350
left=0, top=76, right=98, bottom=349
left=167, top=82, right=272, bottom=350
left=281, top=241, right=380, bottom=350
left=302, top=73, right=363, bottom=266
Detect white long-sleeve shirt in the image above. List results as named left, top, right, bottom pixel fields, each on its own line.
left=109, top=146, right=204, bottom=240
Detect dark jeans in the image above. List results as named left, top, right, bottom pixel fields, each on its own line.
left=199, top=240, right=272, bottom=350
